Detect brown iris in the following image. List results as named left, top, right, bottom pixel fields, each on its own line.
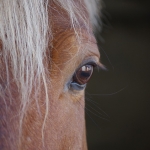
left=73, top=64, right=93, bottom=85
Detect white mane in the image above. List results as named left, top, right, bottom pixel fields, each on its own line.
left=0, top=0, right=100, bottom=140
left=84, top=0, right=102, bottom=30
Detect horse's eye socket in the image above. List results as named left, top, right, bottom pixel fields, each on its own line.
left=73, top=64, right=93, bottom=85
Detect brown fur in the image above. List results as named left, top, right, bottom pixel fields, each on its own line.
left=0, top=0, right=100, bottom=149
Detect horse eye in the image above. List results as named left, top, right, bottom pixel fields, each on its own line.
left=73, top=64, right=94, bottom=85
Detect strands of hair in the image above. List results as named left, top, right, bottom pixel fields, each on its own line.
left=0, top=0, right=100, bottom=144
left=0, top=1, right=50, bottom=97
left=84, top=0, right=102, bottom=31
left=0, top=0, right=50, bottom=142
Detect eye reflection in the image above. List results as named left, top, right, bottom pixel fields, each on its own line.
left=72, top=64, right=94, bottom=85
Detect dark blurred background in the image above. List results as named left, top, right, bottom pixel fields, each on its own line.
left=85, top=0, right=150, bottom=150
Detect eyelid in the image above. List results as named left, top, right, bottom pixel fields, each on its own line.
left=83, top=61, right=97, bottom=68
left=77, top=57, right=99, bottom=70
left=78, top=58, right=106, bottom=71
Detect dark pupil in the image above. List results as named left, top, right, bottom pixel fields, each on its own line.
left=80, top=71, right=91, bottom=78
left=73, top=65, right=93, bottom=85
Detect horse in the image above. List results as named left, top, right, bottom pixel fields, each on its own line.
left=0, top=0, right=103, bottom=149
